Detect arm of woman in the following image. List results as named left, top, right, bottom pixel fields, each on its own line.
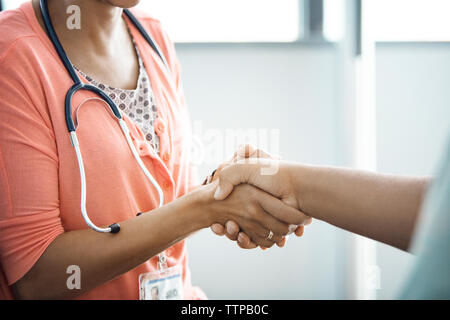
left=11, top=190, right=205, bottom=300
left=12, top=182, right=306, bottom=300
left=214, top=159, right=431, bottom=251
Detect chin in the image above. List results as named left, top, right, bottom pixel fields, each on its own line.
left=105, top=0, right=141, bottom=8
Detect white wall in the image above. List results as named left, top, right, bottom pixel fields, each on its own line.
left=375, top=42, right=450, bottom=299
left=176, top=43, right=350, bottom=299
left=174, top=41, right=450, bottom=300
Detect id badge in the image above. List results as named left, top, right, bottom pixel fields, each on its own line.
left=139, top=253, right=183, bottom=300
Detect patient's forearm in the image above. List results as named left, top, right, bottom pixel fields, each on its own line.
left=292, top=165, right=430, bottom=251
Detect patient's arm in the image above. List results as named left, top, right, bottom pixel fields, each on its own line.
left=214, top=159, right=430, bottom=251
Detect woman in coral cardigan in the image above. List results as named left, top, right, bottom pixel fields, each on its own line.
left=0, top=0, right=308, bottom=299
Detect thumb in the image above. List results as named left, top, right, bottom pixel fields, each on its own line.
left=213, top=179, right=235, bottom=200
left=236, top=144, right=256, bottom=159
left=213, top=163, right=253, bottom=200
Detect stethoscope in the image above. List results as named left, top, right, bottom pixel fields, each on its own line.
left=39, top=0, right=167, bottom=234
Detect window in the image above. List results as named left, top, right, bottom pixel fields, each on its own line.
left=3, top=0, right=28, bottom=9
left=2, top=0, right=304, bottom=43
left=136, top=0, right=301, bottom=43
left=370, top=0, right=450, bottom=42
left=323, top=0, right=345, bottom=42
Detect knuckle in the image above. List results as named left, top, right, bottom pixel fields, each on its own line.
left=213, top=170, right=223, bottom=182
left=249, top=227, right=264, bottom=239
left=278, top=224, right=290, bottom=236
left=257, top=228, right=269, bottom=239
left=265, top=241, right=275, bottom=248
left=270, top=236, right=281, bottom=244
left=252, top=237, right=264, bottom=247
left=282, top=210, right=305, bottom=225
left=296, top=213, right=309, bottom=225
left=217, top=162, right=229, bottom=173
left=246, top=203, right=260, bottom=219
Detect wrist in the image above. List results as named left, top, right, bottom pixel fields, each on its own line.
left=182, top=183, right=218, bottom=229
left=291, top=163, right=324, bottom=221
left=288, top=163, right=312, bottom=212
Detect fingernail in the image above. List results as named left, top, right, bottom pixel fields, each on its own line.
left=238, top=233, right=244, bottom=243
left=226, top=223, right=234, bottom=235
left=288, top=224, right=297, bottom=234
left=211, top=224, right=221, bottom=234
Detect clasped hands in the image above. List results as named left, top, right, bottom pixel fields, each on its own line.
left=203, top=145, right=312, bottom=250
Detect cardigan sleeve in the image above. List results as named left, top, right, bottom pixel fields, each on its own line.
left=0, top=58, right=64, bottom=286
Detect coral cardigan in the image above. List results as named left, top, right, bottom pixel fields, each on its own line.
left=0, top=2, right=204, bottom=299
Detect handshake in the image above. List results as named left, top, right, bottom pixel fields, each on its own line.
left=201, top=145, right=313, bottom=250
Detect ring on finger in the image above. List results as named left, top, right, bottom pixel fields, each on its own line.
left=265, top=230, right=274, bottom=241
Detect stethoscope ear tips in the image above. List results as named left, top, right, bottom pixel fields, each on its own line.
left=109, top=223, right=121, bottom=234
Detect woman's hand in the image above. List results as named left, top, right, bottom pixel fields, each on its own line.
left=208, top=145, right=277, bottom=248
left=207, top=145, right=312, bottom=249
left=214, top=158, right=313, bottom=245
left=198, top=180, right=309, bottom=249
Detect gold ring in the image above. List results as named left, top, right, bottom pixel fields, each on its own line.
left=266, top=230, right=274, bottom=241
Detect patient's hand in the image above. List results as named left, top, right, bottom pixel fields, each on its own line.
left=207, top=145, right=312, bottom=249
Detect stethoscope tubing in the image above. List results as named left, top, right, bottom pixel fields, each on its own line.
left=39, top=0, right=167, bottom=233
left=65, top=83, right=123, bottom=131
